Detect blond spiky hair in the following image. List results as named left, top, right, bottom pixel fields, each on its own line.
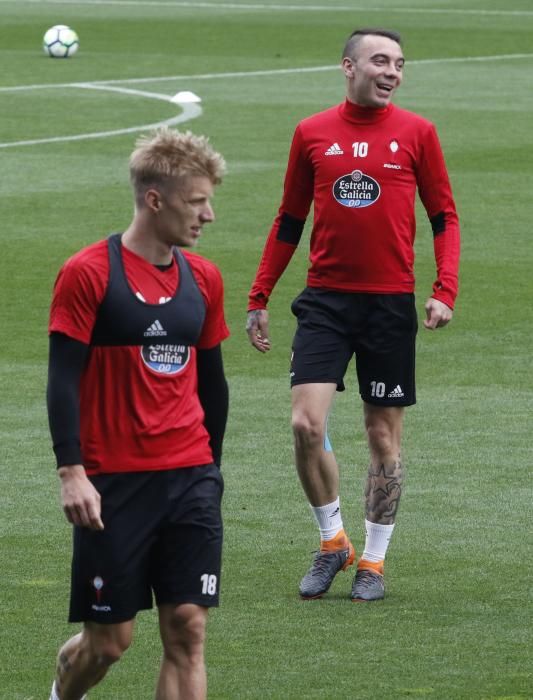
left=129, top=126, right=226, bottom=200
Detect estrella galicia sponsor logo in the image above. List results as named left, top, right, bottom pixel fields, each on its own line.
left=141, top=344, right=191, bottom=375
left=332, top=169, right=380, bottom=208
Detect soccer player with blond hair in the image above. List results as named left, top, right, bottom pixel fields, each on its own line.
left=47, top=127, right=229, bottom=699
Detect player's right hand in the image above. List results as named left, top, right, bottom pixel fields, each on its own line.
left=58, top=464, right=104, bottom=530
left=246, top=309, right=271, bottom=353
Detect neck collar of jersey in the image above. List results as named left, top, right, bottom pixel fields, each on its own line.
left=340, top=99, right=392, bottom=124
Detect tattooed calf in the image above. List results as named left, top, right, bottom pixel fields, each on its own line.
left=365, top=461, right=403, bottom=524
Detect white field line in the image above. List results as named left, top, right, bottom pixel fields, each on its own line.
left=1, top=52, right=532, bottom=148
left=3, top=0, right=533, bottom=17
left=0, top=85, right=202, bottom=148
left=1, top=65, right=339, bottom=93
left=75, top=82, right=182, bottom=102
left=1, top=53, right=531, bottom=93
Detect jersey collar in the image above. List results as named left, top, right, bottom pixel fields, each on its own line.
left=339, top=99, right=393, bottom=124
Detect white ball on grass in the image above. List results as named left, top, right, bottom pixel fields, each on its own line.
left=43, top=25, right=79, bottom=58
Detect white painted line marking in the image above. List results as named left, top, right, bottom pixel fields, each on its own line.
left=0, top=87, right=202, bottom=148
left=1, top=53, right=532, bottom=95
left=4, top=0, right=533, bottom=16
left=76, top=83, right=184, bottom=103
left=1, top=52, right=531, bottom=148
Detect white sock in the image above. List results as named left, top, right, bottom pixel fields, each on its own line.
left=362, top=519, right=395, bottom=562
left=310, top=497, right=343, bottom=541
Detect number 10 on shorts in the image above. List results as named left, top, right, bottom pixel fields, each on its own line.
left=200, top=574, right=218, bottom=595
left=370, top=380, right=386, bottom=398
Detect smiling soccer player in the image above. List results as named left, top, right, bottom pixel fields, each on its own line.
left=246, top=28, right=460, bottom=603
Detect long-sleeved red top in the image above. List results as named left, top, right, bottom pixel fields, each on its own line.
left=248, top=99, right=460, bottom=310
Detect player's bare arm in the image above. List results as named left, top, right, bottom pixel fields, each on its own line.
left=58, top=465, right=104, bottom=530
left=246, top=309, right=271, bottom=352
left=424, top=297, right=453, bottom=330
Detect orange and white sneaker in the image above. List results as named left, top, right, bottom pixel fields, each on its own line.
left=299, top=530, right=355, bottom=600
left=351, top=559, right=385, bottom=602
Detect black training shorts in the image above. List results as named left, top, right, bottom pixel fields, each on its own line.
left=69, top=464, right=224, bottom=624
left=290, top=288, right=417, bottom=406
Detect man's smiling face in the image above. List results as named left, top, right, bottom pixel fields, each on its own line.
left=343, top=34, right=405, bottom=108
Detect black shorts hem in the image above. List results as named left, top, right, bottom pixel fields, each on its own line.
left=291, top=378, right=338, bottom=387
left=68, top=605, right=149, bottom=625
left=156, top=594, right=219, bottom=609
left=291, top=378, right=346, bottom=392
left=362, top=396, right=416, bottom=408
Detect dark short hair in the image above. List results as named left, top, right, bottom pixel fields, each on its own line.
left=342, top=28, right=402, bottom=60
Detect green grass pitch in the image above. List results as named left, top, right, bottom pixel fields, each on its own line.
left=0, top=0, right=532, bottom=698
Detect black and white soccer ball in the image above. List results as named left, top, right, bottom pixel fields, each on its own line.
left=43, top=25, right=79, bottom=58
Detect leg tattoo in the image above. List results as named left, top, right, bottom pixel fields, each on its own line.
left=55, top=651, right=72, bottom=695
left=365, top=461, right=403, bottom=524
left=58, top=652, right=72, bottom=674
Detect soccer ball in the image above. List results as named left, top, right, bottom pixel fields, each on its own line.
left=43, top=25, right=79, bottom=58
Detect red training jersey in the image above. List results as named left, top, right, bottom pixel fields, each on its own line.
left=49, top=239, right=230, bottom=475
left=249, top=99, right=460, bottom=310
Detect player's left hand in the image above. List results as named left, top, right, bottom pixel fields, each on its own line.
left=424, top=297, right=453, bottom=330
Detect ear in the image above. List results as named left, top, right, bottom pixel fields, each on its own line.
left=145, top=188, right=162, bottom=213
left=341, top=57, right=356, bottom=79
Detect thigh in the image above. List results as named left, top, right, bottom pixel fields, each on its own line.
left=290, top=288, right=354, bottom=390
left=69, top=473, right=163, bottom=624
left=355, top=294, right=418, bottom=406
left=151, top=465, right=224, bottom=609
left=291, top=382, right=338, bottom=425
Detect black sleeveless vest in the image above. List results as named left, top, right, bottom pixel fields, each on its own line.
left=91, top=234, right=206, bottom=347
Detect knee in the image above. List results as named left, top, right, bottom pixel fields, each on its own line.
left=83, top=629, right=131, bottom=669
left=161, top=605, right=207, bottom=661
left=365, top=419, right=396, bottom=458
left=291, top=411, right=325, bottom=448
left=88, top=642, right=126, bottom=669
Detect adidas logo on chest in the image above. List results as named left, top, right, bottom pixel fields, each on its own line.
left=144, top=320, right=167, bottom=337
left=325, top=142, right=344, bottom=156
